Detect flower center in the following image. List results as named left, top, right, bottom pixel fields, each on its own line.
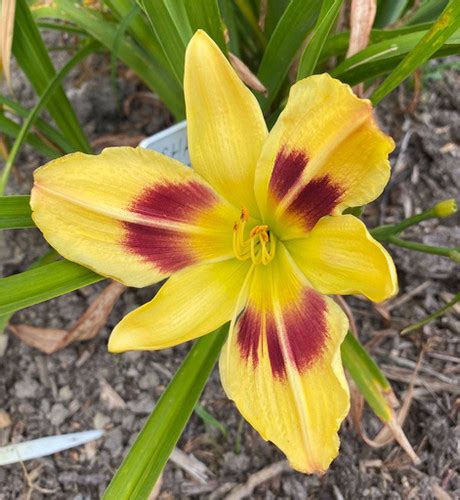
left=233, top=208, right=276, bottom=265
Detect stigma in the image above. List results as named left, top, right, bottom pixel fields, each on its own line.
left=233, top=209, right=276, bottom=265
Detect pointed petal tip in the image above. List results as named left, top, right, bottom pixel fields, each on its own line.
left=187, top=29, right=215, bottom=56
left=107, top=328, right=129, bottom=353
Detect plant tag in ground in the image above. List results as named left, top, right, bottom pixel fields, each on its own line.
left=139, top=121, right=189, bottom=166
left=0, top=430, right=104, bottom=466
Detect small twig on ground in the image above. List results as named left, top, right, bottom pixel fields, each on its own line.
left=170, top=447, right=212, bottom=484
left=224, top=460, right=290, bottom=500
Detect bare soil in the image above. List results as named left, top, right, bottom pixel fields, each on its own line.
left=0, top=49, right=459, bottom=499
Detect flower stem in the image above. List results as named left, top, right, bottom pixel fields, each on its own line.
left=371, top=199, right=457, bottom=241
left=370, top=208, right=437, bottom=241
left=386, top=236, right=460, bottom=261
left=401, top=292, right=460, bottom=335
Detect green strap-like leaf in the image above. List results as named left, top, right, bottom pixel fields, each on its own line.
left=332, top=28, right=460, bottom=86
left=0, top=95, right=76, bottom=154
left=13, top=0, right=91, bottom=153
left=297, top=0, right=343, bottom=80
left=0, top=113, right=60, bottom=160
left=374, top=0, right=410, bottom=28
left=371, top=1, right=460, bottom=104
left=184, top=0, right=227, bottom=53
left=104, top=0, right=172, bottom=73
left=0, top=41, right=99, bottom=194
left=0, top=195, right=34, bottom=229
left=263, top=0, right=290, bottom=39
left=257, top=0, right=319, bottom=112
left=342, top=332, right=394, bottom=422
left=139, top=0, right=193, bottom=84
left=406, top=0, right=449, bottom=25
left=103, top=325, right=228, bottom=499
left=0, top=250, right=59, bottom=333
left=32, top=0, right=185, bottom=119
left=0, top=260, right=103, bottom=315
left=219, top=0, right=240, bottom=56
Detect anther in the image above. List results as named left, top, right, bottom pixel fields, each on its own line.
left=232, top=213, right=276, bottom=265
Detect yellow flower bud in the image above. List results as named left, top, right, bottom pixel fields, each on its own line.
left=433, top=199, right=457, bottom=218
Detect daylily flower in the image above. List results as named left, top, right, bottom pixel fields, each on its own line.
left=30, top=31, right=397, bottom=473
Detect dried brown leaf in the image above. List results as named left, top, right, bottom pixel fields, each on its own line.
left=91, top=133, right=146, bottom=150
left=347, top=0, right=376, bottom=57
left=10, top=281, right=126, bottom=354
left=347, top=0, right=377, bottom=96
left=228, top=52, right=268, bottom=97
left=258, top=0, right=268, bottom=30
left=354, top=354, right=421, bottom=465
left=0, top=0, right=16, bottom=89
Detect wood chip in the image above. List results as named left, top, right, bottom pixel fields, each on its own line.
left=99, top=379, right=126, bottom=410
left=0, top=410, right=11, bottom=429
left=431, top=481, right=453, bottom=500
left=224, top=460, right=289, bottom=500
left=9, top=281, right=126, bottom=354
left=170, top=447, right=212, bottom=484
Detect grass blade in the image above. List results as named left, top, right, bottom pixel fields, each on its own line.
left=0, top=113, right=60, bottom=159
left=219, top=0, right=240, bottom=55
left=297, top=0, right=343, bottom=80
left=406, top=0, right=448, bottom=25
left=332, top=28, right=460, bottom=86
left=139, top=0, right=193, bottom=84
left=342, top=331, right=419, bottom=463
left=263, top=0, right=290, bottom=39
left=401, top=291, right=460, bottom=335
left=195, top=404, right=228, bottom=437
left=0, top=249, right=59, bottom=333
left=257, top=0, right=319, bottom=112
left=371, top=1, right=460, bottom=104
left=184, top=0, right=226, bottom=52
left=0, top=95, right=76, bottom=154
left=0, top=40, right=99, bottom=194
left=104, top=0, right=173, bottom=76
left=13, top=0, right=90, bottom=152
left=342, top=331, right=393, bottom=422
left=103, top=325, right=228, bottom=499
left=0, top=259, right=103, bottom=315
left=0, top=195, right=34, bottom=229
left=33, top=0, right=185, bottom=119
left=374, top=0, right=410, bottom=28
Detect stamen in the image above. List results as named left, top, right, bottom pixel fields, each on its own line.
left=233, top=209, right=276, bottom=266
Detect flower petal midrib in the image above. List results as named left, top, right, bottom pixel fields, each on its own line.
left=33, top=181, right=231, bottom=237
left=271, top=105, right=373, bottom=218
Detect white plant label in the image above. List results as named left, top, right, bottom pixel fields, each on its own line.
left=139, top=120, right=190, bottom=166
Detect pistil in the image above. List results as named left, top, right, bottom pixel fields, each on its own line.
left=233, top=209, right=276, bottom=265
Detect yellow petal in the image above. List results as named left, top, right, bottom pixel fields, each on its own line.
left=31, top=147, right=239, bottom=287
left=109, top=258, right=250, bottom=352
left=185, top=30, right=268, bottom=216
left=254, top=74, right=394, bottom=239
left=286, top=215, right=398, bottom=302
left=220, top=245, right=349, bottom=473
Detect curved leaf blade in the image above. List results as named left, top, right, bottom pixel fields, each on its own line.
left=371, top=1, right=460, bottom=104
left=103, top=325, right=228, bottom=499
